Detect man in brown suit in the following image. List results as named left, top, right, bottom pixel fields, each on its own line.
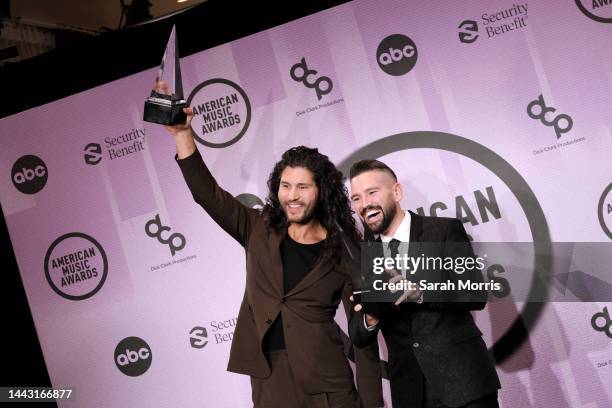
left=160, top=85, right=383, bottom=408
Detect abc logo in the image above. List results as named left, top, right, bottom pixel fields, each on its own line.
left=598, top=183, right=612, bottom=240
left=114, top=336, right=152, bottom=376
left=11, top=155, right=48, bottom=194
left=376, top=34, right=418, bottom=76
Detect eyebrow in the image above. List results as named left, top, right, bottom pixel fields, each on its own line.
left=350, top=187, right=378, bottom=199
left=280, top=181, right=312, bottom=186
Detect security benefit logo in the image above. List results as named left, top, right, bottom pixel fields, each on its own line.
left=44, top=232, right=108, bottom=301
left=458, top=20, right=479, bottom=44
left=114, top=337, right=152, bottom=376
left=527, top=94, right=585, bottom=155
left=145, top=214, right=186, bottom=256
left=576, top=0, right=612, bottom=23
left=11, top=155, right=48, bottom=194
left=458, top=3, right=528, bottom=43
left=598, top=183, right=612, bottom=240
left=83, top=128, right=147, bottom=165
left=189, top=327, right=208, bottom=349
left=190, top=318, right=237, bottom=350
left=591, top=306, right=612, bottom=338
left=376, top=34, right=417, bottom=76
left=187, top=78, right=251, bottom=148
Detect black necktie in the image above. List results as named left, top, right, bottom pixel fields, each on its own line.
left=388, top=238, right=401, bottom=260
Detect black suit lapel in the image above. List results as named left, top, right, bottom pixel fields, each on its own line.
left=408, top=210, right=423, bottom=258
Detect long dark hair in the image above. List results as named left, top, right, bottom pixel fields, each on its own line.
left=263, top=146, right=360, bottom=265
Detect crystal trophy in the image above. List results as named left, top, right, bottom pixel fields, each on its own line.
left=143, top=25, right=187, bottom=125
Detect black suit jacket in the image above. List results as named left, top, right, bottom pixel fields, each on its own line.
left=349, top=211, right=501, bottom=407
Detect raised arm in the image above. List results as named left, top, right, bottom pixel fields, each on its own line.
left=159, top=81, right=258, bottom=246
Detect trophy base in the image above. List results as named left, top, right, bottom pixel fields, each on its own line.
left=143, top=99, right=187, bottom=126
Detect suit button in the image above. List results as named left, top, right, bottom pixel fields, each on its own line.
left=265, top=319, right=272, bottom=325
left=413, top=342, right=420, bottom=348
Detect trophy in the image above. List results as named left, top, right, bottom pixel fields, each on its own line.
left=143, top=25, right=187, bottom=125
left=335, top=221, right=394, bottom=315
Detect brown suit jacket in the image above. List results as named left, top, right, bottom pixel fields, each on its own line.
left=177, top=149, right=383, bottom=406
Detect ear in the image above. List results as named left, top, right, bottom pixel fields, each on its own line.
left=393, top=182, right=403, bottom=203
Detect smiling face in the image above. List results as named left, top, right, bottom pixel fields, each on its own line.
left=278, top=166, right=319, bottom=224
left=350, top=169, right=402, bottom=235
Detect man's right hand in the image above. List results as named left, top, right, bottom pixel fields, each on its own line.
left=364, top=313, right=379, bottom=327
left=155, top=80, right=196, bottom=159
left=349, top=295, right=380, bottom=327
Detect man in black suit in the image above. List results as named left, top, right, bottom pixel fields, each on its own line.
left=347, top=159, right=501, bottom=408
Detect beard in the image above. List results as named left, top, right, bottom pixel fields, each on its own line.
left=362, top=203, right=397, bottom=235
left=283, top=201, right=318, bottom=225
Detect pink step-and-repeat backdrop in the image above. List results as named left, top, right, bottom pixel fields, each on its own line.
left=1, top=0, right=611, bottom=406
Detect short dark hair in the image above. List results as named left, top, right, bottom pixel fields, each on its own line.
left=349, top=159, right=397, bottom=181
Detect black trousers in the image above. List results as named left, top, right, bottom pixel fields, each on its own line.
left=422, top=372, right=499, bottom=408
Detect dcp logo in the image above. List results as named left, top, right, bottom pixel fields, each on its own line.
left=290, top=57, right=333, bottom=100
left=527, top=94, right=573, bottom=139
left=458, top=20, right=479, bottom=43
left=376, top=34, right=418, bottom=76
left=84, top=143, right=102, bottom=165
left=114, top=336, right=152, bottom=376
left=145, top=214, right=186, bottom=256
left=591, top=306, right=612, bottom=338
left=11, top=155, right=48, bottom=194
left=189, top=326, right=208, bottom=349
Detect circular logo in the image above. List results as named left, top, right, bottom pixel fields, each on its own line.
left=11, top=155, right=48, bottom=194
left=598, top=183, right=612, bottom=240
left=338, top=131, right=551, bottom=364
left=575, top=0, right=612, bottom=23
left=44, top=232, right=108, bottom=301
left=114, top=337, right=152, bottom=376
left=376, top=34, right=418, bottom=76
left=187, top=78, right=251, bottom=148
left=235, top=193, right=264, bottom=209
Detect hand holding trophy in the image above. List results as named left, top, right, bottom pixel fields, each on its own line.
left=143, top=25, right=189, bottom=127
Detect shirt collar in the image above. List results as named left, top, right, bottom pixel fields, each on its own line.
left=378, top=210, right=411, bottom=243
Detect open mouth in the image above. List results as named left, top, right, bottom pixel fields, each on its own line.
left=364, top=208, right=382, bottom=222
left=287, top=203, right=303, bottom=214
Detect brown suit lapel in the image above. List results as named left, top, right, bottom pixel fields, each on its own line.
left=263, top=225, right=286, bottom=298
left=285, top=254, right=335, bottom=297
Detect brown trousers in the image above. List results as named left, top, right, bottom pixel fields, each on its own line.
left=251, top=350, right=362, bottom=408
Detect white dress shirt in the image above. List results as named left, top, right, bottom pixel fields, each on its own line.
left=363, top=210, right=421, bottom=330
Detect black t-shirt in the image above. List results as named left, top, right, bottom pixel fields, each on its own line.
left=262, top=234, right=325, bottom=351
